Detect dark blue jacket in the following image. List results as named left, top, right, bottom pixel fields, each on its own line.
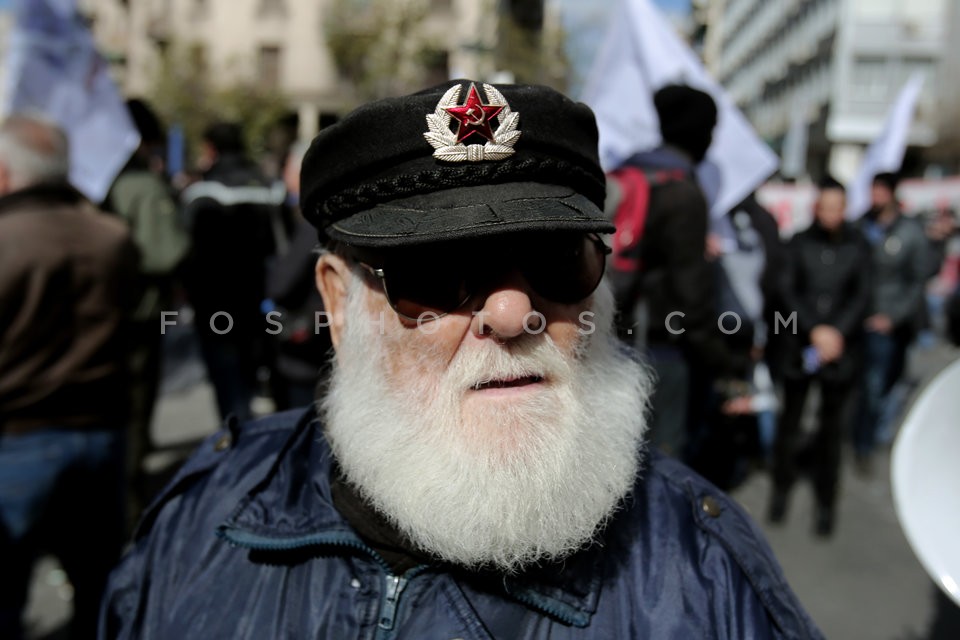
left=100, top=408, right=823, bottom=639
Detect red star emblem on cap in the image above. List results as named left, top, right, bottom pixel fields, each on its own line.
left=445, top=84, right=504, bottom=144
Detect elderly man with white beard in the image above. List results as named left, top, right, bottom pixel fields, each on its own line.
left=100, top=81, right=821, bottom=640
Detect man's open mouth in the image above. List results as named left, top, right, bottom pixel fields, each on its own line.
left=471, top=375, right=544, bottom=391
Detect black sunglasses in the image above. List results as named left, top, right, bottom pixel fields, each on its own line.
left=352, top=233, right=611, bottom=321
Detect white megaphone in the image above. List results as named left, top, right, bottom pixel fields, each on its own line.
left=892, top=357, right=960, bottom=606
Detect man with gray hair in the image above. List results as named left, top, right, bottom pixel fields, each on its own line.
left=0, top=115, right=140, bottom=639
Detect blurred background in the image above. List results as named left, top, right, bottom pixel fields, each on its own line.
left=0, top=0, right=952, bottom=184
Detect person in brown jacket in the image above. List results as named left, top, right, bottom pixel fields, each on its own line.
left=0, top=115, right=140, bottom=640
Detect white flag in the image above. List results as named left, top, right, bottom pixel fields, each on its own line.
left=845, top=73, right=924, bottom=219
left=581, top=0, right=779, bottom=219
left=2, top=0, right=139, bottom=203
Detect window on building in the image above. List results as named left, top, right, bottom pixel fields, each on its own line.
left=155, top=39, right=169, bottom=58
left=192, top=0, right=208, bottom=19
left=903, top=56, right=933, bottom=80
left=258, top=45, right=282, bottom=90
left=852, top=56, right=887, bottom=98
left=189, top=43, right=207, bottom=76
left=258, top=0, right=287, bottom=18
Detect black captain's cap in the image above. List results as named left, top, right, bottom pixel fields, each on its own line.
left=300, top=80, right=614, bottom=248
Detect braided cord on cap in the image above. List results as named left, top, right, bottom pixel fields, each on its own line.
left=319, top=156, right=605, bottom=219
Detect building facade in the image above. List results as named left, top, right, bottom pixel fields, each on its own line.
left=81, top=0, right=560, bottom=140
left=934, top=0, right=960, bottom=165
left=702, top=0, right=951, bottom=181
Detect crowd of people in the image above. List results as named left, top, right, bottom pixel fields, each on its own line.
left=0, top=102, right=331, bottom=639
left=0, top=79, right=956, bottom=638
left=609, top=85, right=957, bottom=538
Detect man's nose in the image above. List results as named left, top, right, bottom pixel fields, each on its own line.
left=471, top=272, right=542, bottom=341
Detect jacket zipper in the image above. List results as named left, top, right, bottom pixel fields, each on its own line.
left=376, top=565, right=429, bottom=636
left=505, top=583, right=584, bottom=627
left=377, top=574, right=406, bottom=631
left=217, top=527, right=394, bottom=572
left=218, top=527, right=430, bottom=636
left=221, top=528, right=588, bottom=628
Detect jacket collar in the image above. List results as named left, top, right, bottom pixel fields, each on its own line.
left=0, top=182, right=87, bottom=215
left=860, top=205, right=904, bottom=229
left=217, top=409, right=356, bottom=547
left=216, top=406, right=604, bottom=627
left=809, top=220, right=859, bottom=243
left=624, top=145, right=697, bottom=174
left=203, top=153, right=267, bottom=186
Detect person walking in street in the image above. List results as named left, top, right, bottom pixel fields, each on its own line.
left=180, top=122, right=285, bottom=422
left=854, top=172, right=928, bottom=473
left=769, top=177, right=870, bottom=536
left=0, top=115, right=140, bottom=639
left=612, top=85, right=750, bottom=457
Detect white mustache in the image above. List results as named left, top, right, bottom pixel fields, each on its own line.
left=452, top=339, right=569, bottom=394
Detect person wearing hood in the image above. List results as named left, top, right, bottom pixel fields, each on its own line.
left=612, top=84, right=750, bottom=457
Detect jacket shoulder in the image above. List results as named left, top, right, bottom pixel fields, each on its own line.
left=103, top=410, right=310, bottom=638
left=109, top=171, right=172, bottom=209
left=133, top=409, right=306, bottom=541
left=642, top=454, right=823, bottom=639
left=896, top=215, right=928, bottom=242
left=85, top=203, right=137, bottom=244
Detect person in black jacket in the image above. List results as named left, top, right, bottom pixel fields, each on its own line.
left=620, top=85, right=750, bottom=457
left=181, top=122, right=285, bottom=421
left=769, top=177, right=871, bottom=537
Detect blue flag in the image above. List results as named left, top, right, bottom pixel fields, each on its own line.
left=2, top=0, right=139, bottom=203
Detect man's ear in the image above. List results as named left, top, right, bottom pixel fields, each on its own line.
left=316, top=252, right=352, bottom=351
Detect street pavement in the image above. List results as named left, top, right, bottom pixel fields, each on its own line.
left=22, top=336, right=960, bottom=639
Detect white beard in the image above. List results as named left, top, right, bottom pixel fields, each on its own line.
left=320, top=276, right=652, bottom=573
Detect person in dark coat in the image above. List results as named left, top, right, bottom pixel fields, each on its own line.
left=0, top=116, right=140, bottom=639
left=853, top=172, right=928, bottom=472
left=620, top=85, right=750, bottom=457
left=181, top=122, right=286, bottom=422
left=769, top=177, right=871, bottom=537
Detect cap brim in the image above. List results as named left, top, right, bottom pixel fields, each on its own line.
left=326, top=183, right=615, bottom=248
